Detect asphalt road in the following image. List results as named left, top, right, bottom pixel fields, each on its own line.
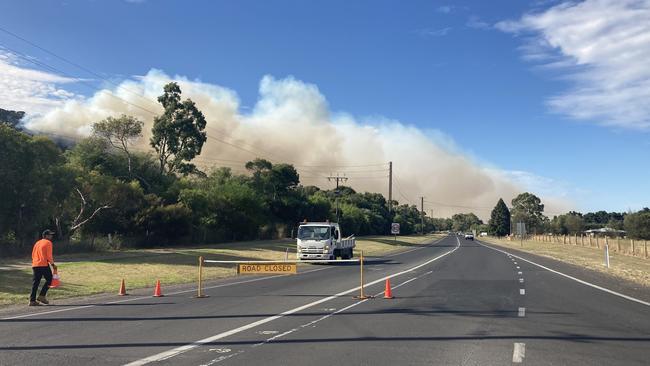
left=1, top=235, right=648, bottom=365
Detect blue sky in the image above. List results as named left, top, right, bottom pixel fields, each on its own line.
left=1, top=0, right=649, bottom=215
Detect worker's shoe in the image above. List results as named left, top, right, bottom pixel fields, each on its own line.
left=36, top=296, right=49, bottom=305
left=28, top=301, right=41, bottom=306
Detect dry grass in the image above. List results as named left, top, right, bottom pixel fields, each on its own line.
left=481, top=236, right=650, bottom=288
left=0, top=234, right=443, bottom=306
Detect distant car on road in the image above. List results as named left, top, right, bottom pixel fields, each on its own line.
left=464, top=233, right=474, bottom=240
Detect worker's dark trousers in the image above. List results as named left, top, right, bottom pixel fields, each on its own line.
left=30, top=266, right=52, bottom=301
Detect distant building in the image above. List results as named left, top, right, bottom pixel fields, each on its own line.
left=584, top=227, right=626, bottom=238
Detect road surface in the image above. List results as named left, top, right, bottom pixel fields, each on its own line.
left=1, top=235, right=648, bottom=365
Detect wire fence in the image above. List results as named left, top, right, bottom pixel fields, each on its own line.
left=527, top=234, right=648, bottom=259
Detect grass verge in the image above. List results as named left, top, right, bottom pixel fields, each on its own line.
left=480, top=236, right=650, bottom=288
left=0, top=234, right=442, bottom=306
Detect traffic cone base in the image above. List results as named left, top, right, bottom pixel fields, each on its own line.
left=384, top=278, right=394, bottom=299
left=118, top=279, right=128, bottom=296
left=153, top=280, right=164, bottom=297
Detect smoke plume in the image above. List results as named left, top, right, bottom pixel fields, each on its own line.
left=25, top=69, right=571, bottom=218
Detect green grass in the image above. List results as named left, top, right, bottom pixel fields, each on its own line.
left=481, top=236, right=650, bottom=288
left=0, top=234, right=443, bottom=306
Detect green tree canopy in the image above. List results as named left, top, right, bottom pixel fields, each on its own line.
left=150, top=82, right=207, bottom=175
left=511, top=192, right=547, bottom=234
left=92, top=114, right=143, bottom=177
left=488, top=198, right=510, bottom=236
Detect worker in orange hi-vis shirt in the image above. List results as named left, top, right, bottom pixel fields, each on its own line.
left=29, top=229, right=58, bottom=306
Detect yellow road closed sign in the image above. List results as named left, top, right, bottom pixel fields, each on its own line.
left=238, top=263, right=297, bottom=275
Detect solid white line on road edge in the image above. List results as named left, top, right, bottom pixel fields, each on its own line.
left=518, top=307, right=525, bottom=317
left=1, top=266, right=330, bottom=321
left=520, top=289, right=526, bottom=295
left=123, top=237, right=462, bottom=366
left=478, top=241, right=650, bottom=307
left=512, top=343, right=526, bottom=363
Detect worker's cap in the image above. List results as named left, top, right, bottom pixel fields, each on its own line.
left=42, top=229, right=55, bottom=237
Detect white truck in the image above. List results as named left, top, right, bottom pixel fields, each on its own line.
left=296, top=222, right=355, bottom=260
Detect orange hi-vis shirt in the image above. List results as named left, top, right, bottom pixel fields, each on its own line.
left=32, top=239, right=54, bottom=267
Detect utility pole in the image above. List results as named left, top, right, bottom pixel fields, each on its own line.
left=327, top=173, right=348, bottom=223
left=421, top=196, right=424, bottom=235
left=388, top=161, right=393, bottom=213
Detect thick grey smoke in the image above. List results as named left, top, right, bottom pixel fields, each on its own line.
left=25, top=69, right=571, bottom=218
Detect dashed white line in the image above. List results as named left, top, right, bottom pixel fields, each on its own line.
left=512, top=343, right=526, bottom=363
left=520, top=289, right=526, bottom=295
left=519, top=278, right=524, bottom=283
left=518, top=271, right=522, bottom=275
left=518, top=307, right=525, bottom=317
left=516, top=266, right=520, bottom=269
left=478, top=241, right=650, bottom=307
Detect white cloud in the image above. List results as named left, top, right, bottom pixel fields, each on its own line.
left=466, top=15, right=491, bottom=29
left=417, top=27, right=452, bottom=37
left=497, top=0, right=650, bottom=130
left=0, top=50, right=80, bottom=115
left=24, top=70, right=572, bottom=218
left=437, top=5, right=454, bottom=14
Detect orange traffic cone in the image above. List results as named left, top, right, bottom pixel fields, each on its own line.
left=383, top=278, right=394, bottom=299
left=153, top=279, right=164, bottom=297
left=118, top=279, right=128, bottom=296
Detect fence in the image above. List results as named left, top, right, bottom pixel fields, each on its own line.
left=531, top=234, right=648, bottom=259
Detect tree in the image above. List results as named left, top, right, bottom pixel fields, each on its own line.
left=150, top=82, right=207, bottom=175
left=451, top=213, right=482, bottom=232
left=92, top=115, right=143, bottom=177
left=624, top=209, right=650, bottom=240
left=488, top=198, right=510, bottom=236
left=511, top=192, right=546, bottom=234
left=0, top=108, right=25, bottom=130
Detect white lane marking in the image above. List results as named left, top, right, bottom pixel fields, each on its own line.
left=516, top=266, right=520, bottom=269
left=512, top=343, right=526, bottom=363
left=199, top=350, right=244, bottom=366
left=518, top=307, right=525, bottom=317
left=208, top=348, right=231, bottom=353
left=520, top=289, right=526, bottom=295
left=518, top=271, right=522, bottom=275
left=392, top=277, right=417, bottom=289
left=519, top=278, right=524, bottom=283
left=1, top=265, right=332, bottom=321
left=478, top=241, right=650, bottom=307
left=424, top=270, right=433, bottom=275
left=124, top=237, right=462, bottom=365
left=256, top=330, right=279, bottom=335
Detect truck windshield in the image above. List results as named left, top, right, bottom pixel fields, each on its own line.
left=298, top=226, right=330, bottom=240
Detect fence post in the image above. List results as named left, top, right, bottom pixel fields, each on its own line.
left=605, top=243, right=610, bottom=268
left=631, top=239, right=635, bottom=256
left=581, top=235, right=584, bottom=246
left=645, top=240, right=647, bottom=259
left=596, top=236, right=600, bottom=249
left=589, top=236, right=592, bottom=247
left=563, top=235, right=566, bottom=244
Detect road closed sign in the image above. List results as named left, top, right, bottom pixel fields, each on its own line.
left=238, top=263, right=297, bottom=275
left=391, top=223, right=400, bottom=235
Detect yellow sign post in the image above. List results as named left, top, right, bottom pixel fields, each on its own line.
left=237, top=263, right=297, bottom=275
